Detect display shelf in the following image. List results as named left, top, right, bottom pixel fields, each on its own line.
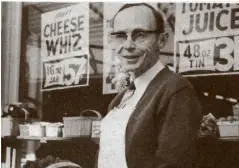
left=16, top=136, right=97, bottom=143
left=4, top=135, right=239, bottom=143
left=1, top=136, right=19, bottom=143
left=1, top=136, right=17, bottom=139
left=198, top=134, right=239, bottom=142
left=218, top=136, right=239, bottom=141
left=17, top=136, right=69, bottom=143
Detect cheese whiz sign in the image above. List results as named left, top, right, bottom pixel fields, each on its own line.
left=41, top=3, right=89, bottom=91
left=174, top=3, right=239, bottom=75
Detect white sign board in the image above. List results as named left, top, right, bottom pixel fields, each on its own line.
left=41, top=3, right=89, bottom=91
left=174, top=3, right=239, bottom=75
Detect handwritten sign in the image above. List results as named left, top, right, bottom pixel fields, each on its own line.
left=41, top=3, right=89, bottom=90
left=91, top=120, right=101, bottom=138
left=42, top=56, right=89, bottom=91
left=174, top=3, right=239, bottom=75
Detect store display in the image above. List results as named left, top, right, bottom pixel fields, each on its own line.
left=19, top=122, right=64, bottom=138
left=63, top=109, right=102, bottom=137
left=217, top=121, right=239, bottom=137
left=1, top=117, right=25, bottom=136
left=45, top=123, right=63, bottom=137
left=233, top=103, right=239, bottom=117
left=217, top=115, right=239, bottom=137
left=218, top=116, right=239, bottom=122
left=199, top=112, right=239, bottom=138
left=199, top=113, right=218, bottom=137
left=19, top=124, right=30, bottom=137
left=28, top=123, right=46, bottom=137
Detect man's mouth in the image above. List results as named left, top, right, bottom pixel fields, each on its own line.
left=122, top=55, right=141, bottom=59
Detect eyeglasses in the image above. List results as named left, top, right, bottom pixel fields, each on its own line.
left=111, top=29, right=160, bottom=44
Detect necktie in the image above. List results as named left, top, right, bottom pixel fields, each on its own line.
left=118, top=82, right=135, bottom=109
left=128, top=82, right=136, bottom=90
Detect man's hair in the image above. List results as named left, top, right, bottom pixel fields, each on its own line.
left=110, top=3, right=165, bottom=34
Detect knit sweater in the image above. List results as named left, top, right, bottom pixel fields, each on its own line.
left=107, top=67, right=202, bottom=168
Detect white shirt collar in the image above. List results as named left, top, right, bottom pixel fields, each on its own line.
left=134, top=60, right=165, bottom=92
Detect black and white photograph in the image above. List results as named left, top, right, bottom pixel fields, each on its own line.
left=1, top=1, right=239, bottom=168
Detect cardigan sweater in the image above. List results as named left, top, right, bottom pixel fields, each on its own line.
left=107, top=67, right=202, bottom=168
left=98, top=61, right=164, bottom=168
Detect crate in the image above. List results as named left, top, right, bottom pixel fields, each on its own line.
left=45, top=124, right=63, bottom=137
left=19, top=124, right=29, bottom=137
left=1, top=118, right=25, bottom=136
left=28, top=124, right=46, bottom=137
left=233, top=103, right=239, bottom=117
left=63, top=110, right=102, bottom=137
left=217, top=121, right=239, bottom=137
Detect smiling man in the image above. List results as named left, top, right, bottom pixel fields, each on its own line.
left=98, top=3, right=202, bottom=168
left=111, top=3, right=166, bottom=79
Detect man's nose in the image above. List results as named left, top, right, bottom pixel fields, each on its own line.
left=123, top=36, right=135, bottom=51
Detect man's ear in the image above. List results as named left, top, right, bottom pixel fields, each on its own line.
left=157, top=32, right=169, bottom=49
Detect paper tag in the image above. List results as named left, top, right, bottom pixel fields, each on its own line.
left=91, top=120, right=101, bottom=138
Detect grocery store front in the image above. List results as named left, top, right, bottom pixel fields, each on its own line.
left=1, top=2, right=239, bottom=168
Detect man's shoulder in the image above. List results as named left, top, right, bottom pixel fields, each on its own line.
left=156, top=67, right=194, bottom=93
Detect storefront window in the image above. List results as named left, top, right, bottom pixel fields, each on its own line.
left=2, top=2, right=239, bottom=168
left=20, top=2, right=176, bottom=120
left=16, top=2, right=239, bottom=122
left=20, top=2, right=108, bottom=120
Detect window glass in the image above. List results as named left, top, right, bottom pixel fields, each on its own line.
left=21, top=3, right=175, bottom=120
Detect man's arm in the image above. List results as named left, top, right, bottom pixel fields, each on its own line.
left=156, top=86, right=202, bottom=168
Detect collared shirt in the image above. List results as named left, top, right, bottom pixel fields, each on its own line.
left=98, top=60, right=164, bottom=168
left=130, top=60, right=165, bottom=106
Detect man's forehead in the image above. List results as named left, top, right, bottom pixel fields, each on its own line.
left=113, top=5, right=156, bottom=31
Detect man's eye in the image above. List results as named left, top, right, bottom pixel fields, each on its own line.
left=115, top=34, right=126, bottom=39
left=134, top=32, right=145, bottom=39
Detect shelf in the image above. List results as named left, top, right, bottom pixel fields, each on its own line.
left=219, top=136, right=239, bottom=141
left=198, top=134, right=239, bottom=142
left=1, top=136, right=17, bottom=139
left=4, top=135, right=239, bottom=143
left=17, top=136, right=72, bottom=143
left=16, top=136, right=100, bottom=144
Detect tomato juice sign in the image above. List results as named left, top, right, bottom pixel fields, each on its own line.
left=41, top=3, right=89, bottom=90
left=174, top=3, right=239, bottom=75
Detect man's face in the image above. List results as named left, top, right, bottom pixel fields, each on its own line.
left=113, top=5, right=161, bottom=77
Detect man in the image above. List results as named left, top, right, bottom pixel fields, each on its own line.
left=98, top=3, right=202, bottom=168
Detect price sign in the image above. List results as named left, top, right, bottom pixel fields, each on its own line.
left=175, top=3, right=239, bottom=75
left=178, top=36, right=239, bottom=73
left=91, top=120, right=101, bottom=138
left=42, top=55, right=89, bottom=90
left=41, top=3, right=89, bottom=91
left=179, top=39, right=215, bottom=72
